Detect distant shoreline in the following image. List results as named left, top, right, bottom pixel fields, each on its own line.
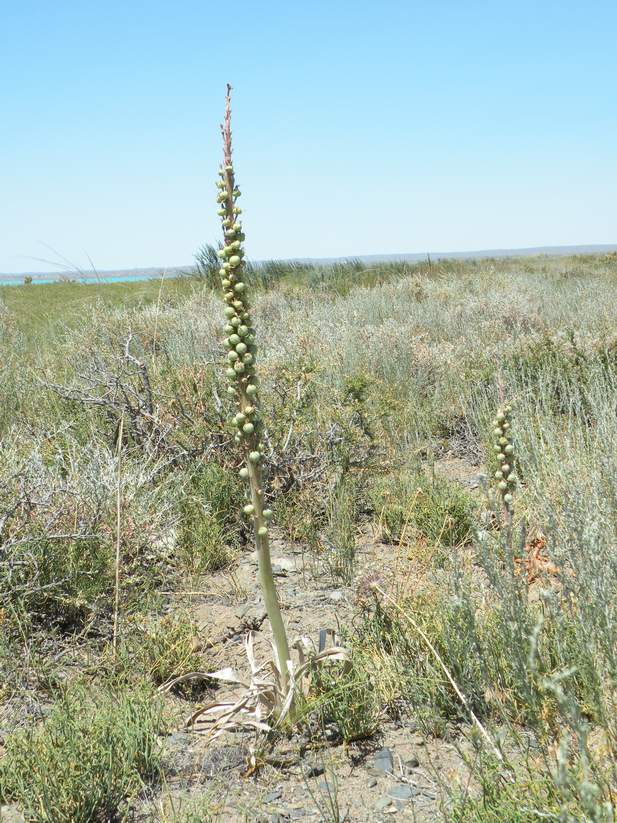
left=2, top=243, right=617, bottom=285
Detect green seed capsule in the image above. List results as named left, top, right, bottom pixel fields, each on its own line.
left=494, top=470, right=503, bottom=480
left=242, top=422, right=254, bottom=435
left=236, top=342, right=247, bottom=355
left=246, top=384, right=257, bottom=396
left=498, top=480, right=508, bottom=491
left=229, top=256, right=241, bottom=267
left=505, top=444, right=514, bottom=455
left=217, top=209, right=226, bottom=216
left=243, top=504, right=255, bottom=516
left=235, top=413, right=246, bottom=425
left=227, top=386, right=236, bottom=396
left=249, top=451, right=261, bottom=463
left=258, top=526, right=268, bottom=536
left=224, top=307, right=235, bottom=319
left=238, top=325, right=248, bottom=337
left=231, top=241, right=241, bottom=250
left=233, top=300, right=244, bottom=310
left=224, top=324, right=234, bottom=334
left=502, top=464, right=510, bottom=474
left=234, top=362, right=245, bottom=373
left=496, top=453, right=505, bottom=462
left=243, top=353, right=254, bottom=365
left=239, top=467, right=249, bottom=479
left=226, top=367, right=236, bottom=379
left=508, top=474, right=518, bottom=486
left=263, top=509, right=273, bottom=520
left=234, top=282, right=245, bottom=292
left=496, top=412, right=506, bottom=423
left=493, top=427, right=503, bottom=438
left=499, top=437, right=508, bottom=446
left=493, top=444, right=502, bottom=453
left=234, top=433, right=241, bottom=444
left=222, top=279, right=231, bottom=289
left=222, top=218, right=232, bottom=227
left=229, top=334, right=241, bottom=346
left=243, top=405, right=254, bottom=416
left=225, top=164, right=233, bottom=172
left=234, top=207, right=242, bottom=214
left=228, top=351, right=239, bottom=362
left=503, top=493, right=513, bottom=505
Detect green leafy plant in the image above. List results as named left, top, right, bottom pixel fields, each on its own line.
left=0, top=684, right=162, bottom=823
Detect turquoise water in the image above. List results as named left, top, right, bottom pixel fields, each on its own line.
left=0, top=274, right=171, bottom=287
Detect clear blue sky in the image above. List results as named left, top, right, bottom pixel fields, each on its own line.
left=2, top=0, right=616, bottom=273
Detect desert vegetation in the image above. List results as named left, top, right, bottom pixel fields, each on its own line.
left=1, top=96, right=617, bottom=820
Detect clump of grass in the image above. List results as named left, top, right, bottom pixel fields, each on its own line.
left=320, top=476, right=359, bottom=584
left=0, top=684, right=163, bottom=823
left=310, top=653, right=382, bottom=744
left=6, top=532, right=113, bottom=630
left=115, top=611, right=205, bottom=695
left=370, top=471, right=476, bottom=548
left=177, top=462, right=243, bottom=573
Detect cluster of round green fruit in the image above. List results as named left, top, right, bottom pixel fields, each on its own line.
left=492, top=404, right=517, bottom=512
left=217, top=163, right=267, bottom=524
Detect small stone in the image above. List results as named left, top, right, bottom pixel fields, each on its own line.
left=329, top=590, right=344, bottom=603
left=375, top=796, right=392, bottom=811
left=387, top=785, right=416, bottom=801
left=324, top=723, right=341, bottom=742
left=405, top=756, right=420, bottom=770
left=265, top=787, right=283, bottom=802
left=272, top=557, right=296, bottom=573
left=367, top=777, right=378, bottom=788
left=372, top=747, right=394, bottom=775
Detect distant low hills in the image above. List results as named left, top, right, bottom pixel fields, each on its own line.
left=2, top=244, right=617, bottom=284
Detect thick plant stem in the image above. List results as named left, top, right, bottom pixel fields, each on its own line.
left=216, top=85, right=291, bottom=696
left=248, top=459, right=291, bottom=683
